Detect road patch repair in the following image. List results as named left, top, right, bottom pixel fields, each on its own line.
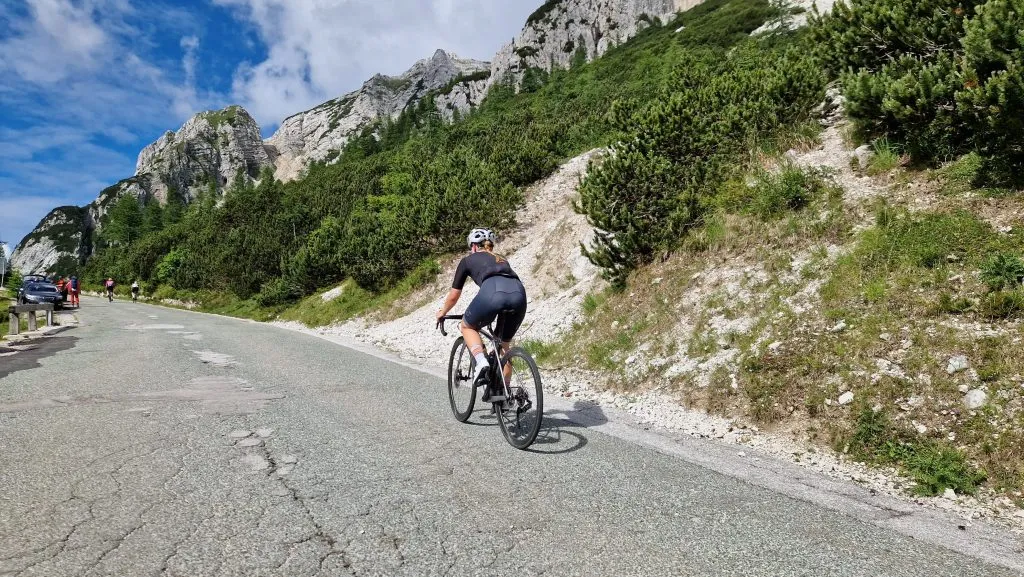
left=0, top=375, right=283, bottom=415
left=123, top=323, right=186, bottom=331
left=193, top=350, right=237, bottom=367
left=229, top=427, right=297, bottom=475
left=1, top=309, right=79, bottom=379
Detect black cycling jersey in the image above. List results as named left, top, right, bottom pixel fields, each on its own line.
left=452, top=251, right=519, bottom=290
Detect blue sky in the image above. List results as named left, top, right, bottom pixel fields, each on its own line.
left=0, top=0, right=536, bottom=250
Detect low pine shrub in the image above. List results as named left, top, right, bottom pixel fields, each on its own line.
left=979, top=290, right=1024, bottom=319
left=980, top=252, right=1024, bottom=291
left=813, top=0, right=1024, bottom=182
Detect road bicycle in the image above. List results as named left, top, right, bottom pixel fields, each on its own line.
left=438, top=313, right=543, bottom=449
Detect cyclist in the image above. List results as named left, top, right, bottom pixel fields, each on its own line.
left=105, top=277, right=115, bottom=302
left=436, top=228, right=527, bottom=402
left=131, top=281, right=140, bottom=302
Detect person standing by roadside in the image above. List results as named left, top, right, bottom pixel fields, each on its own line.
left=69, top=276, right=80, bottom=308
left=55, top=277, right=66, bottom=302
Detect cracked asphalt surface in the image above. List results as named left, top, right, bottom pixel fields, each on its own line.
left=0, top=296, right=1019, bottom=576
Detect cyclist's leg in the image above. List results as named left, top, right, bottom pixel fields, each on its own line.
left=495, top=280, right=527, bottom=385
left=459, top=323, right=486, bottom=360
left=461, top=279, right=501, bottom=364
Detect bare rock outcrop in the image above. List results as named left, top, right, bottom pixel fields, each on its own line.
left=10, top=206, right=89, bottom=275
left=488, top=0, right=706, bottom=86
left=135, top=105, right=273, bottom=203
left=266, top=50, right=490, bottom=181
left=11, top=176, right=151, bottom=274
left=11, top=105, right=270, bottom=274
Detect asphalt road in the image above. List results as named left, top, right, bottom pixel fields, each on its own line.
left=0, top=296, right=1020, bottom=576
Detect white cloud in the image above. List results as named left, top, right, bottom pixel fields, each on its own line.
left=0, top=0, right=220, bottom=248
left=0, top=0, right=111, bottom=83
left=215, top=0, right=535, bottom=127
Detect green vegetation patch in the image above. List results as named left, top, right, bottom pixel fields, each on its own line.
left=822, top=207, right=1017, bottom=314
left=439, top=70, right=492, bottom=95
left=201, top=105, right=243, bottom=130
left=846, top=408, right=987, bottom=496
left=377, top=76, right=413, bottom=92
left=576, top=1, right=818, bottom=285
left=526, top=0, right=563, bottom=26
left=278, top=259, right=440, bottom=327
left=717, top=165, right=840, bottom=220
left=813, top=0, right=1024, bottom=185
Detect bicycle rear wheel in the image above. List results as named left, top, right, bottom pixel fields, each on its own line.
left=447, top=337, right=476, bottom=422
left=496, top=348, right=543, bottom=449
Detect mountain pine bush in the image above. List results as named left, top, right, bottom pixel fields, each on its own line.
left=814, top=0, right=1024, bottom=180
left=577, top=42, right=825, bottom=285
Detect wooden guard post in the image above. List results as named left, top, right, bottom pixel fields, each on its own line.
left=8, top=304, right=54, bottom=335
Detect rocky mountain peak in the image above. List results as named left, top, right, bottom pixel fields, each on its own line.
left=264, top=50, right=490, bottom=182
left=489, top=0, right=706, bottom=85
left=135, top=105, right=273, bottom=204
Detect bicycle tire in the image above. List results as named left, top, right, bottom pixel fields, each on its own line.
left=496, top=347, right=543, bottom=449
left=447, top=337, right=476, bottom=422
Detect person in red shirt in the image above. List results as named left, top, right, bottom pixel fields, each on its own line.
left=55, top=277, right=66, bottom=303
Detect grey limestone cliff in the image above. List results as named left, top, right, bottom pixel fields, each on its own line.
left=489, top=0, right=706, bottom=86
left=265, top=49, right=489, bottom=181
left=10, top=206, right=90, bottom=276
left=135, top=105, right=273, bottom=203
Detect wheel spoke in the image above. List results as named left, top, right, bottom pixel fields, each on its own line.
left=496, top=350, right=543, bottom=449
left=447, top=338, right=476, bottom=422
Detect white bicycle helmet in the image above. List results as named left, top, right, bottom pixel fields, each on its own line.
left=466, top=228, right=497, bottom=248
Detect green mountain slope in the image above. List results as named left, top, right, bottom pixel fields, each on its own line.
left=82, top=0, right=785, bottom=303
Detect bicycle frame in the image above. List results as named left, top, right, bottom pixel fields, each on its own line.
left=438, top=314, right=511, bottom=397
left=439, top=312, right=543, bottom=449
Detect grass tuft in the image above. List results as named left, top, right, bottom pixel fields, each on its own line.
left=846, top=408, right=986, bottom=496
left=865, top=137, right=902, bottom=175
left=520, top=339, right=559, bottom=364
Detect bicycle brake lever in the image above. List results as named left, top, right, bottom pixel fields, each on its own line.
left=436, top=319, right=447, bottom=337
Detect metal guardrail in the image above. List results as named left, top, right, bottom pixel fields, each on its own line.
left=8, top=303, right=54, bottom=336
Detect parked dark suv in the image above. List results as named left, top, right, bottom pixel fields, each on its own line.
left=17, top=282, right=64, bottom=309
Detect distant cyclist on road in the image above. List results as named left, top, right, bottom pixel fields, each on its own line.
left=131, top=281, right=140, bottom=303
left=435, top=228, right=527, bottom=402
left=105, top=277, right=115, bottom=302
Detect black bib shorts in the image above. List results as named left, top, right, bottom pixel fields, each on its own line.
left=462, top=276, right=527, bottom=342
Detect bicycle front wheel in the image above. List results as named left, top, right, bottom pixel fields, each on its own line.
left=447, top=337, right=476, bottom=422
left=496, top=348, right=543, bottom=449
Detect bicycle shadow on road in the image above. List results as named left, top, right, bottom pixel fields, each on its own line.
left=462, top=398, right=608, bottom=454
left=527, top=399, right=609, bottom=454
left=468, top=398, right=608, bottom=454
